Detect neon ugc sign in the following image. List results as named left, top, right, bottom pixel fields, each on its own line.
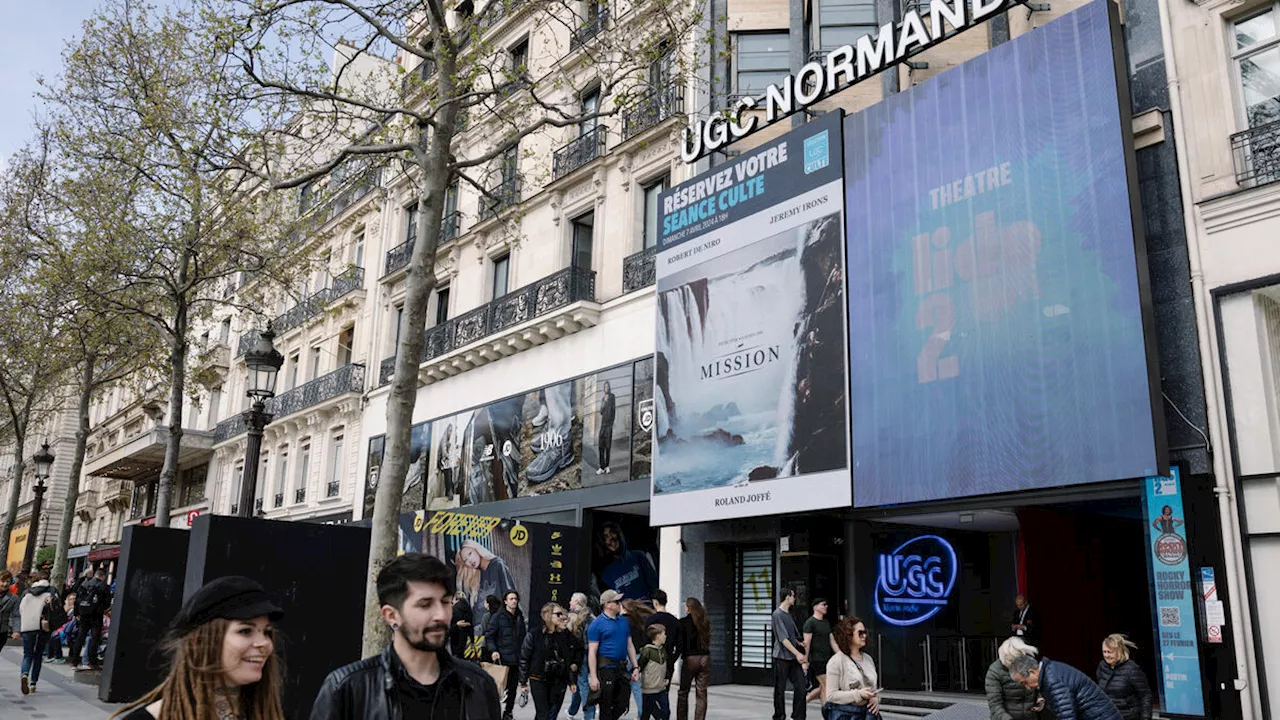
left=874, top=535, right=957, bottom=627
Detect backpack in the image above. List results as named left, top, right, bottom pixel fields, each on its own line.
left=43, top=595, right=68, bottom=632
left=76, top=582, right=108, bottom=616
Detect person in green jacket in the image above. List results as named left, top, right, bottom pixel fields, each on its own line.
left=638, top=625, right=670, bottom=720
left=987, top=637, right=1045, bottom=720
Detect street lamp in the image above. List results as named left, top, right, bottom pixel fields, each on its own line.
left=22, top=442, right=55, bottom=573
left=236, top=328, right=284, bottom=519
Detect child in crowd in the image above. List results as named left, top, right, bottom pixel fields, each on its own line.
left=639, top=624, right=670, bottom=720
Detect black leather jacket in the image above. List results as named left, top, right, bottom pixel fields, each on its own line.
left=310, top=646, right=501, bottom=720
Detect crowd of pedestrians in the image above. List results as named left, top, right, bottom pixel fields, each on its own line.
left=3, top=566, right=115, bottom=697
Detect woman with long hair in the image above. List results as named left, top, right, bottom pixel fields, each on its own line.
left=677, top=597, right=711, bottom=720
left=622, top=599, right=655, bottom=714
left=824, top=616, right=880, bottom=719
left=566, top=593, right=597, bottom=720
left=519, top=602, right=581, bottom=720
left=454, top=538, right=517, bottom=623
left=1097, top=634, right=1153, bottom=720
left=985, top=637, right=1042, bottom=720
left=112, top=576, right=284, bottom=720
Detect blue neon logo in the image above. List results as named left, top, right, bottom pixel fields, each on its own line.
left=874, top=535, right=957, bottom=627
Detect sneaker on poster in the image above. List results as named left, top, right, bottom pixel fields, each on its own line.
left=468, top=437, right=494, bottom=504
left=532, top=404, right=549, bottom=427
left=526, top=425, right=572, bottom=483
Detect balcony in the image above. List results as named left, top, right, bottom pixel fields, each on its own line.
left=102, top=479, right=132, bottom=512
left=481, top=177, right=522, bottom=219
left=254, top=498, right=263, bottom=515
left=302, top=165, right=382, bottom=227
left=553, top=126, right=607, bottom=180
left=1232, top=119, right=1280, bottom=188
left=622, top=246, right=657, bottom=293
left=380, top=266, right=597, bottom=386
left=382, top=212, right=464, bottom=278
left=75, top=490, right=100, bottom=521
left=270, top=266, right=367, bottom=337
left=622, top=88, right=683, bottom=141
left=571, top=6, right=609, bottom=49
left=473, top=0, right=528, bottom=38
left=83, top=426, right=214, bottom=482
left=274, top=492, right=284, bottom=508
left=213, top=363, right=366, bottom=443
left=195, top=340, right=231, bottom=371
left=400, top=59, right=437, bottom=99
left=327, top=480, right=341, bottom=497
left=496, top=76, right=529, bottom=104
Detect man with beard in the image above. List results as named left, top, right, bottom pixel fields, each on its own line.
left=311, top=553, right=501, bottom=720
left=594, top=521, right=659, bottom=602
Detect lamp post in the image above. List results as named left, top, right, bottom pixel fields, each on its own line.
left=236, top=328, right=284, bottom=519
left=22, top=442, right=55, bottom=573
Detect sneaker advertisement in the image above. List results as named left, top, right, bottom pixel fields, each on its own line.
left=518, top=379, right=584, bottom=496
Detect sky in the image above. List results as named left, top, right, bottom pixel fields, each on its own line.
left=0, top=2, right=103, bottom=163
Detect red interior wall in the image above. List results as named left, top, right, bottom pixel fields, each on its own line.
left=1017, top=507, right=1108, bottom=672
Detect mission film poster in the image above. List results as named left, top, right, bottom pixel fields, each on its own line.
left=396, top=509, right=581, bottom=660
left=652, top=111, right=852, bottom=526
left=843, top=0, right=1164, bottom=507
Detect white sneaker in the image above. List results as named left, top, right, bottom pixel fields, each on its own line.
left=596, top=468, right=604, bottom=475
left=532, top=404, right=549, bottom=427
left=604, top=466, right=611, bottom=474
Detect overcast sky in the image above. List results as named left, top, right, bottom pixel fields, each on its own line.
left=0, top=2, right=101, bottom=163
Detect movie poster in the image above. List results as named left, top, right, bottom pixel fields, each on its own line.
left=653, top=112, right=852, bottom=525
left=630, top=357, right=654, bottom=484
left=462, top=396, right=523, bottom=505
left=583, top=363, right=634, bottom=487
left=517, top=379, right=584, bottom=496
left=363, top=435, right=385, bottom=520
left=425, top=414, right=469, bottom=509
left=589, top=511, right=659, bottom=603
left=397, top=509, right=582, bottom=660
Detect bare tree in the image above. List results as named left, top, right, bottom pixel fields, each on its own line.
left=212, top=0, right=700, bottom=652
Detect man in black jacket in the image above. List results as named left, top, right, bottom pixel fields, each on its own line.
left=70, top=569, right=111, bottom=669
left=1011, top=654, right=1122, bottom=720
left=310, top=553, right=501, bottom=720
left=487, top=589, right=527, bottom=720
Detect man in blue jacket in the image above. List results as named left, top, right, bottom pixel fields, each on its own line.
left=1010, top=654, right=1122, bottom=720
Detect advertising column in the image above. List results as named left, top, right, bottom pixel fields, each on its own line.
left=1143, top=469, right=1206, bottom=716
left=653, top=112, right=852, bottom=525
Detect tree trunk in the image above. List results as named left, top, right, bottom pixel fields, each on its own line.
left=52, top=353, right=95, bottom=590
left=155, top=302, right=189, bottom=528
left=0, top=391, right=32, bottom=565
left=363, top=111, right=458, bottom=657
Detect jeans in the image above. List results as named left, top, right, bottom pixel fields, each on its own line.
left=641, top=692, right=671, bottom=720
left=631, top=675, right=643, bottom=715
left=570, top=662, right=598, bottom=719
left=70, top=615, right=103, bottom=667
left=677, top=654, right=709, bottom=720
left=531, top=678, right=569, bottom=720
left=597, top=663, right=632, bottom=720
left=20, top=632, right=49, bottom=684
left=773, top=657, right=807, bottom=720
left=44, top=631, right=62, bottom=660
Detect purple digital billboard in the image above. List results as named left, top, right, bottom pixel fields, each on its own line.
left=844, top=0, right=1165, bottom=507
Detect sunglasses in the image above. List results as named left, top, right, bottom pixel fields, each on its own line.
left=554, top=611, right=568, bottom=617
left=856, top=630, right=868, bottom=637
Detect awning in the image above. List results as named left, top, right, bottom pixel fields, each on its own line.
left=68, top=545, right=91, bottom=559
left=87, top=545, right=121, bottom=562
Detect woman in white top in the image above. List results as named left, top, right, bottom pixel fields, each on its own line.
left=824, top=616, right=880, bottom=719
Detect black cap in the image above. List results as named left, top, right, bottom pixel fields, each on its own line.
left=172, top=576, right=283, bottom=636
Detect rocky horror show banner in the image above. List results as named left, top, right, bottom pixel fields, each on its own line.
left=652, top=111, right=852, bottom=525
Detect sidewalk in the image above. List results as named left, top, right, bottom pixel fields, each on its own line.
left=0, top=642, right=115, bottom=719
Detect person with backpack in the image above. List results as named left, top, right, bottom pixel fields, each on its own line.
left=70, top=568, right=112, bottom=670
left=17, top=571, right=57, bottom=694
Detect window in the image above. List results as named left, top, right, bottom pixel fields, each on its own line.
left=405, top=204, right=418, bottom=245
left=393, top=304, right=405, bottom=349
left=328, top=434, right=345, bottom=497
left=649, top=40, right=676, bottom=89
left=298, top=442, right=311, bottom=493
left=310, top=346, right=322, bottom=380
left=445, top=182, right=459, bottom=217
left=492, top=254, right=511, bottom=299
left=734, top=33, right=790, bottom=95
left=642, top=175, right=669, bottom=249
left=435, top=286, right=451, bottom=326
left=233, top=462, right=244, bottom=512
left=501, top=145, right=519, bottom=185
left=188, top=401, right=201, bottom=429
left=275, top=450, right=288, bottom=507
left=338, top=326, right=355, bottom=367
left=1234, top=7, right=1280, bottom=129
left=219, top=319, right=231, bottom=343
left=210, top=386, right=223, bottom=424
left=287, top=353, right=300, bottom=390
left=315, top=251, right=331, bottom=293
left=352, top=231, right=366, bottom=269
left=510, top=38, right=529, bottom=78
left=572, top=212, right=595, bottom=271
left=816, top=0, right=876, bottom=51
left=581, top=88, right=601, bottom=135
left=178, top=464, right=208, bottom=508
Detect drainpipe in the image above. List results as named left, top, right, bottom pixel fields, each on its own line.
left=1154, top=0, right=1261, bottom=715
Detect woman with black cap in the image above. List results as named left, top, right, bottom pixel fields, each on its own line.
left=113, top=576, right=286, bottom=720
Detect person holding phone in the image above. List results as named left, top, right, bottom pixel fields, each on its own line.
left=824, top=616, right=880, bottom=720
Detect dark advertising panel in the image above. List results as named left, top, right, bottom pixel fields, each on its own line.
left=397, top=509, right=581, bottom=660
left=844, top=0, right=1164, bottom=506
left=653, top=111, right=852, bottom=525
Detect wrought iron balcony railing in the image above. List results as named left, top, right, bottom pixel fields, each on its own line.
left=327, top=480, right=341, bottom=497
left=237, top=333, right=256, bottom=357
left=571, top=6, right=610, bottom=49
left=255, top=498, right=264, bottom=514
left=474, top=0, right=528, bottom=37
left=380, top=266, right=596, bottom=385
left=295, top=488, right=306, bottom=504
left=1232, top=119, right=1280, bottom=188
left=230, top=503, right=239, bottom=515
left=622, top=246, right=657, bottom=293
left=622, top=88, right=684, bottom=140
left=496, top=75, right=529, bottom=103
left=274, top=492, right=284, bottom=508
left=271, top=266, right=366, bottom=336
left=481, top=177, right=522, bottom=219
left=553, top=126, right=607, bottom=179
left=401, top=59, right=437, bottom=99
left=382, top=212, right=464, bottom=277
left=306, top=165, right=382, bottom=226
left=214, top=363, right=366, bottom=442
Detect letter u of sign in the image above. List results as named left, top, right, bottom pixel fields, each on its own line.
left=878, top=554, right=908, bottom=595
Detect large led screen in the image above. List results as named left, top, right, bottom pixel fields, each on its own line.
left=844, top=0, right=1164, bottom=507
